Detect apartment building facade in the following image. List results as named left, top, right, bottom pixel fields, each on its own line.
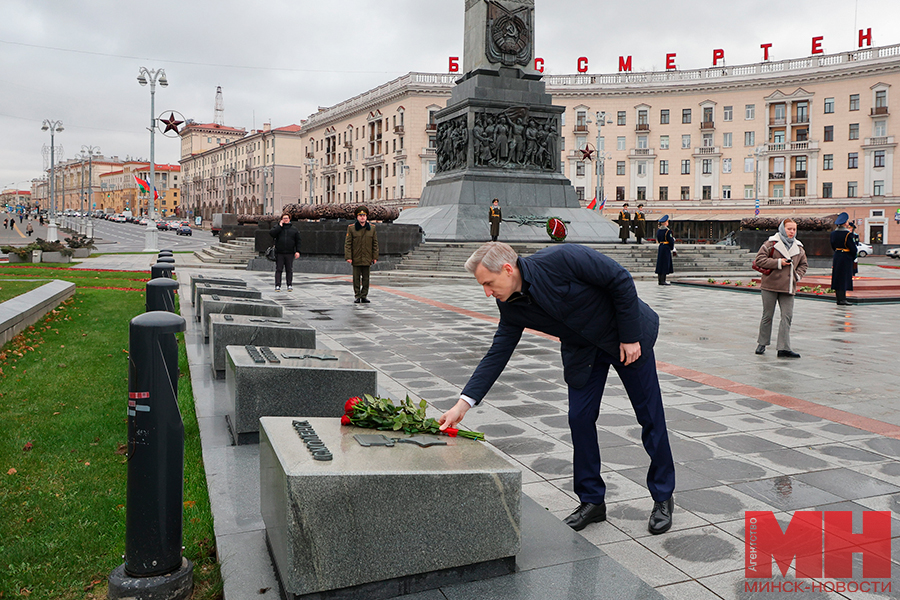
left=179, top=122, right=305, bottom=220
left=98, top=162, right=181, bottom=216
left=31, top=156, right=128, bottom=214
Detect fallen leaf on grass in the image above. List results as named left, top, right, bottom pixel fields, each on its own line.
left=7, top=467, right=16, bottom=475
left=114, top=443, right=127, bottom=455
left=23, top=441, right=32, bottom=451
left=183, top=500, right=196, bottom=508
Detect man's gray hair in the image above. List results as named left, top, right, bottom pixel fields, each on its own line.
left=465, top=242, right=519, bottom=274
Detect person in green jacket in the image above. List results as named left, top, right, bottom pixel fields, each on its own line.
left=345, top=206, right=379, bottom=303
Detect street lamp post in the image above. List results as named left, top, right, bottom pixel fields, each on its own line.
left=81, top=145, right=100, bottom=238
left=40, top=119, right=63, bottom=241
left=137, top=67, right=168, bottom=252
left=592, top=111, right=611, bottom=210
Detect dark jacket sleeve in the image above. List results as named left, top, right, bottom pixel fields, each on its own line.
left=460, top=318, right=523, bottom=404
left=269, top=223, right=281, bottom=239
left=292, top=228, right=301, bottom=254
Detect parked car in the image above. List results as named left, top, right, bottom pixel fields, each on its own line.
left=176, top=225, right=192, bottom=236
left=857, top=242, right=873, bottom=258
left=886, top=247, right=900, bottom=259
left=156, top=221, right=169, bottom=231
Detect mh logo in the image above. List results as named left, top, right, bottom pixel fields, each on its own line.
left=745, top=511, right=892, bottom=579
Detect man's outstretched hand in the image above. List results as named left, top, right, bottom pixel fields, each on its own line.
left=439, top=399, right=471, bottom=431
left=619, top=341, right=641, bottom=366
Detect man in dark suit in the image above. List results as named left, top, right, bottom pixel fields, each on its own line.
left=439, top=242, right=675, bottom=535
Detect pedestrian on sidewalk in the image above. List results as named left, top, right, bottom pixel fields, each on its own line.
left=39, top=215, right=44, bottom=226
left=754, top=218, right=807, bottom=358
left=345, top=206, right=378, bottom=303
left=3, top=218, right=7, bottom=230
left=18, top=214, right=23, bottom=224
left=269, top=212, right=301, bottom=292
left=26, top=221, right=34, bottom=237
left=831, top=212, right=856, bottom=306
left=655, top=215, right=675, bottom=286
left=440, top=242, right=675, bottom=535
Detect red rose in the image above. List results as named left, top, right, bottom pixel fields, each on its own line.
left=341, top=414, right=351, bottom=426
left=344, top=396, right=363, bottom=414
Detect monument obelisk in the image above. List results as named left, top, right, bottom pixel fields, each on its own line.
left=396, top=0, right=618, bottom=242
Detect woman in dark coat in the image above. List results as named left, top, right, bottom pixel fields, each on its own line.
left=830, top=212, right=856, bottom=305
left=655, top=215, right=675, bottom=285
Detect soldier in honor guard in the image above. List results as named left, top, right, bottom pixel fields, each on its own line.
left=345, top=206, right=379, bottom=304
left=489, top=198, right=502, bottom=242
left=831, top=212, right=856, bottom=305
left=617, top=203, right=631, bottom=244
left=655, top=215, right=675, bottom=286
left=848, top=220, right=860, bottom=276
left=634, top=203, right=647, bottom=244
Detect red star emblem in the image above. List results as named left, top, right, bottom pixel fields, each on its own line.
left=580, top=147, right=594, bottom=161
left=161, top=112, right=183, bottom=134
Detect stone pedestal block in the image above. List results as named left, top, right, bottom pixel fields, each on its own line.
left=225, top=348, right=376, bottom=444
left=194, top=284, right=262, bottom=316
left=189, top=275, right=247, bottom=305
left=209, top=314, right=316, bottom=379
left=199, top=296, right=283, bottom=341
left=260, top=417, right=521, bottom=599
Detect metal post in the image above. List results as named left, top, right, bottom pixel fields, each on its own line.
left=138, top=67, right=167, bottom=252
left=41, top=119, right=63, bottom=242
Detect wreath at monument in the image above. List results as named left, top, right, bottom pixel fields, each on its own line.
left=503, top=215, right=569, bottom=242
left=341, top=395, right=484, bottom=441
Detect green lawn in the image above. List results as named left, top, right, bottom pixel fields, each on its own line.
left=0, top=280, right=48, bottom=303
left=0, top=265, right=150, bottom=291
left=0, top=270, right=221, bottom=599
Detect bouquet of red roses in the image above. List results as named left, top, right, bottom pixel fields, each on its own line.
left=341, top=394, right=485, bottom=441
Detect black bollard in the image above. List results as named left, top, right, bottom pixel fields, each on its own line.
left=159, top=248, right=174, bottom=253
left=158, top=251, right=174, bottom=258
left=157, top=256, right=175, bottom=264
left=108, top=311, right=193, bottom=599
left=146, top=278, right=179, bottom=312
left=151, top=263, right=174, bottom=279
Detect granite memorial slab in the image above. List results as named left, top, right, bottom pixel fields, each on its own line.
left=225, top=347, right=376, bottom=444
left=259, top=417, right=521, bottom=598
left=209, top=314, right=316, bottom=379
left=189, top=275, right=247, bottom=305
left=199, top=296, right=283, bottom=342
left=194, top=284, right=263, bottom=318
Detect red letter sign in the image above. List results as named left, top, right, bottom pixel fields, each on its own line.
left=811, top=36, right=824, bottom=55
left=761, top=43, right=773, bottom=60
left=746, top=512, right=823, bottom=578
left=713, top=49, right=725, bottom=66
left=577, top=57, right=588, bottom=73
left=666, top=53, right=676, bottom=70
left=618, top=56, right=633, bottom=72
left=534, top=57, right=544, bottom=73
left=449, top=57, right=459, bottom=72
left=823, top=511, right=891, bottom=578
left=859, top=28, right=873, bottom=48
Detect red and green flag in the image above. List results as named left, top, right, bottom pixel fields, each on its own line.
left=134, top=175, right=150, bottom=194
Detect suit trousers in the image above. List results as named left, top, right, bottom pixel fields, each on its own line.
left=352, top=265, right=371, bottom=299
left=275, top=253, right=294, bottom=287
left=757, top=289, right=794, bottom=351
left=567, top=347, right=675, bottom=504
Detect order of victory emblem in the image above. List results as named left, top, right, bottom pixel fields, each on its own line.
left=485, top=2, right=532, bottom=67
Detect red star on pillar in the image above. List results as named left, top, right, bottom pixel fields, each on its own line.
left=580, top=147, right=595, bottom=161
left=161, top=112, right=183, bottom=134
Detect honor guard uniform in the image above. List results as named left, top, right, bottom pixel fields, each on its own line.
left=617, top=203, right=631, bottom=243
left=830, top=212, right=856, bottom=305
left=655, top=215, right=675, bottom=286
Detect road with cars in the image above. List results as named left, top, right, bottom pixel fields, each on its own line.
left=89, top=218, right=217, bottom=253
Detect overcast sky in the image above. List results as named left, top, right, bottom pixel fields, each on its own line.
left=2, top=0, right=898, bottom=191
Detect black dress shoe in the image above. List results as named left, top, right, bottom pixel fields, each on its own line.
left=648, top=497, right=674, bottom=535
left=354, top=298, right=361, bottom=303
left=564, top=502, right=606, bottom=531
left=360, top=298, right=371, bottom=303
left=755, top=345, right=766, bottom=355
left=777, top=350, right=801, bottom=358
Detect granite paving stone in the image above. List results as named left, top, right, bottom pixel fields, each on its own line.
left=731, top=476, right=846, bottom=512
left=794, top=467, right=900, bottom=501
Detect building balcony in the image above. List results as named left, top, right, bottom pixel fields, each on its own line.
left=573, top=124, right=589, bottom=133
left=393, top=125, right=405, bottom=135
left=870, top=106, right=890, bottom=116
left=635, top=123, right=650, bottom=132
left=425, top=123, right=437, bottom=132
left=343, top=141, right=353, bottom=149
left=769, top=172, right=786, bottom=180
left=763, top=140, right=818, bottom=153
left=362, top=153, right=385, bottom=167
left=693, top=146, right=720, bottom=155
left=792, top=115, right=810, bottom=125
left=767, top=198, right=784, bottom=205
left=792, top=170, right=807, bottom=179
left=864, top=135, right=895, bottom=147
left=700, top=120, right=715, bottom=130
left=769, top=117, right=787, bottom=126
left=629, top=148, right=655, bottom=157
left=789, top=197, right=808, bottom=205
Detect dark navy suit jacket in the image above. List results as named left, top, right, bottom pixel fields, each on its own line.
left=461, top=245, right=659, bottom=404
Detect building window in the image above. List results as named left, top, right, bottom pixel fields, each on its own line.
left=823, top=154, right=833, bottom=170
left=577, top=136, right=586, bottom=153
left=637, top=136, right=648, bottom=149
left=702, top=159, right=712, bottom=175
left=744, top=131, right=755, bottom=146
left=848, top=152, right=858, bottom=168
left=681, top=134, right=691, bottom=149
left=576, top=111, right=587, bottom=129
left=702, top=133, right=713, bottom=147
left=617, top=111, right=626, bottom=126
left=681, top=159, right=690, bottom=174
left=822, top=182, right=833, bottom=198
left=637, top=186, right=647, bottom=200
left=723, top=106, right=733, bottom=121
left=722, top=132, right=733, bottom=148
left=638, top=109, right=649, bottom=125
left=744, top=157, right=754, bottom=173
left=875, top=120, right=887, bottom=137
left=616, top=186, right=625, bottom=200
left=744, top=185, right=755, bottom=199
left=849, top=123, right=859, bottom=140
left=616, top=161, right=626, bottom=175
left=680, top=186, right=690, bottom=200
left=773, top=184, right=784, bottom=198
left=824, top=126, right=834, bottom=142
left=659, top=135, right=669, bottom=150
left=875, top=150, right=886, bottom=168
left=849, top=94, right=860, bottom=111
left=637, top=161, right=647, bottom=176
left=660, top=109, right=670, bottom=124
left=702, top=185, right=712, bottom=199
left=876, top=89, right=888, bottom=108
left=682, top=109, right=691, bottom=124
left=617, top=136, right=626, bottom=151
left=823, top=97, right=835, bottom=114
left=659, top=186, right=668, bottom=200
left=722, top=185, right=731, bottom=199
left=722, top=158, right=732, bottom=173
left=659, top=160, right=669, bottom=175
left=745, top=104, right=755, bottom=120
left=575, top=186, right=585, bottom=200
left=874, top=180, right=885, bottom=196
left=848, top=181, right=858, bottom=197
left=576, top=162, right=585, bottom=177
